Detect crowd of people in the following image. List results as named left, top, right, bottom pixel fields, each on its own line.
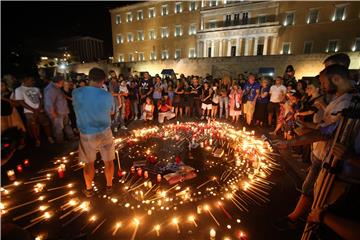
left=1, top=53, right=359, bottom=239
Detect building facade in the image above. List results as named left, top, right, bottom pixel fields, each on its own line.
left=60, top=36, right=104, bottom=62
left=110, top=1, right=360, bottom=63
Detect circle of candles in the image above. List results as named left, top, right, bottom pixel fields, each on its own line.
left=23, top=159, right=30, bottom=166
left=16, top=164, right=23, bottom=173
left=144, top=171, right=149, bottom=179
left=156, top=174, right=162, bottom=183
left=7, top=170, right=16, bottom=181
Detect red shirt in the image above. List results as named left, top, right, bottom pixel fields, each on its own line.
left=158, top=98, right=172, bottom=112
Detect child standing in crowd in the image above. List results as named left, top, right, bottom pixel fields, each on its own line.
left=219, top=76, right=231, bottom=119
left=229, top=84, right=242, bottom=123
left=142, top=97, right=154, bottom=122
left=167, top=82, right=175, bottom=104
left=118, top=80, right=129, bottom=130
left=200, top=82, right=213, bottom=120
left=283, top=91, right=302, bottom=140
left=254, top=78, right=270, bottom=127
left=211, top=81, right=220, bottom=120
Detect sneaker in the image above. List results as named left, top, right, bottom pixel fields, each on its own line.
left=82, top=188, right=94, bottom=198
left=274, top=216, right=300, bottom=231
left=106, top=186, right=113, bottom=195
left=134, top=116, right=138, bottom=120
left=35, top=140, right=41, bottom=147
left=114, top=127, right=118, bottom=133
left=121, top=126, right=128, bottom=130
left=48, top=137, right=55, bottom=144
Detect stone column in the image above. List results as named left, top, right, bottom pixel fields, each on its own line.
left=270, top=36, right=278, bottom=55
left=219, top=40, right=223, bottom=57
left=203, top=41, right=207, bottom=57
left=201, top=16, right=204, bottom=30
left=263, top=36, right=269, bottom=55
left=253, top=37, right=258, bottom=56
left=211, top=40, right=215, bottom=57
left=236, top=38, right=241, bottom=56
left=227, top=39, right=232, bottom=57
left=244, top=38, right=250, bottom=56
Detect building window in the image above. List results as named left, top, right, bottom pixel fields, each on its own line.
left=242, top=12, right=249, bottom=24
left=284, top=12, right=295, bottom=26
left=175, top=49, right=181, bottom=59
left=189, top=23, right=196, bottom=35
left=189, top=48, right=196, bottom=58
left=231, top=46, right=236, bottom=56
left=128, top=53, right=134, bottom=62
left=161, top=5, right=168, bottom=16
left=138, top=52, right=145, bottom=61
left=189, top=1, right=196, bottom=11
left=127, top=33, right=133, bottom=42
left=175, top=2, right=182, bottom=14
left=149, top=29, right=156, bottom=40
left=353, top=38, right=360, bottom=52
left=333, top=6, right=346, bottom=21
left=116, top=34, right=123, bottom=44
left=115, top=15, right=121, bottom=24
left=210, top=0, right=218, bottom=7
left=303, top=41, right=313, bottom=54
left=307, top=9, right=319, bottom=24
left=161, top=27, right=169, bottom=38
left=149, top=8, right=156, bottom=18
left=137, top=31, right=144, bottom=41
left=281, top=42, right=291, bottom=54
left=126, top=12, right=133, bottom=22
left=174, top=25, right=182, bottom=37
left=327, top=40, right=339, bottom=53
left=161, top=50, right=169, bottom=60
left=118, top=54, right=124, bottom=62
left=150, top=51, right=156, bottom=60
left=209, top=20, right=217, bottom=29
left=225, top=14, right=231, bottom=26
left=234, top=13, right=240, bottom=25
left=137, top=10, right=144, bottom=20
left=258, top=15, right=267, bottom=24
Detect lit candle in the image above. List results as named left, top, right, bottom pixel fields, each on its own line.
left=7, top=170, right=16, bottom=181
left=209, top=228, right=216, bottom=239
left=137, top=168, right=142, bottom=177
left=57, top=166, right=64, bottom=178
left=157, top=174, right=162, bottom=183
left=23, top=159, right=30, bottom=166
left=16, top=164, right=23, bottom=173
left=144, top=171, right=149, bottom=179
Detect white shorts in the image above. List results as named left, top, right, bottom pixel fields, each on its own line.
left=202, top=103, right=212, bottom=110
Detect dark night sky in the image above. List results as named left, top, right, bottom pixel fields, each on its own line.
left=2, top=1, right=133, bottom=61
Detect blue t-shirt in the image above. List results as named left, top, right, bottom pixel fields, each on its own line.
left=243, top=82, right=261, bottom=101
left=257, top=86, right=270, bottom=104
left=73, top=86, right=114, bottom=135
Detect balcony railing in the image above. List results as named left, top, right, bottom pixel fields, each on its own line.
left=205, top=15, right=277, bottom=30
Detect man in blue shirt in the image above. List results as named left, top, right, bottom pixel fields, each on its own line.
left=73, top=68, right=115, bottom=197
left=243, top=73, right=260, bottom=126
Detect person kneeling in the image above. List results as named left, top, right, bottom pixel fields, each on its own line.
left=158, top=94, right=175, bottom=124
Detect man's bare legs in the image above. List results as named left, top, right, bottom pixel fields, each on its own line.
left=83, top=162, right=95, bottom=190
left=104, top=161, right=114, bottom=187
